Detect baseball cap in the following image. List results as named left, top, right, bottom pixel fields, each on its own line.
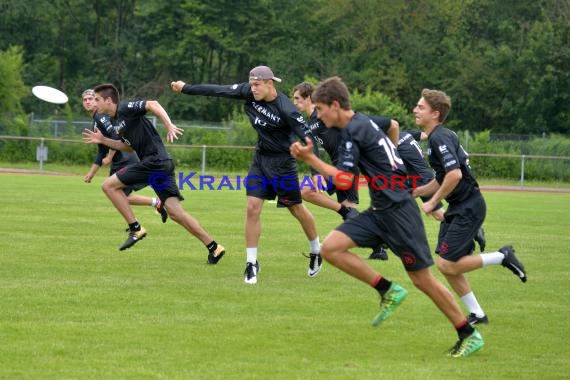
left=249, top=66, right=282, bottom=83
left=82, top=89, right=95, bottom=97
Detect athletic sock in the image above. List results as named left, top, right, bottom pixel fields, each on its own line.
left=246, top=247, right=258, bottom=264
left=337, top=205, right=350, bottom=219
left=372, top=276, right=392, bottom=296
left=309, top=237, right=320, bottom=255
left=206, top=241, right=218, bottom=254
left=461, top=292, right=485, bottom=317
left=481, top=252, right=505, bottom=266
left=455, top=320, right=475, bottom=339
left=151, top=197, right=159, bottom=207
left=128, top=221, right=141, bottom=231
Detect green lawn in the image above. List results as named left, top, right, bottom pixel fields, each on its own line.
left=0, top=172, right=569, bottom=379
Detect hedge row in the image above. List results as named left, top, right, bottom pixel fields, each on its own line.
left=1, top=129, right=568, bottom=181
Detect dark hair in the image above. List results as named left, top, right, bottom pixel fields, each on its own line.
left=312, top=77, right=351, bottom=110
left=421, top=88, right=451, bottom=122
left=94, top=83, right=120, bottom=104
left=292, top=82, right=314, bottom=99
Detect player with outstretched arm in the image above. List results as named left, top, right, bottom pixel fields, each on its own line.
left=171, top=66, right=322, bottom=284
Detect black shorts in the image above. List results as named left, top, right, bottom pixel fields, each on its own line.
left=115, top=158, right=184, bottom=203
left=326, top=185, right=359, bottom=204
left=246, top=152, right=302, bottom=208
left=336, top=198, right=433, bottom=271
left=436, top=190, right=486, bottom=261
left=110, top=166, right=147, bottom=197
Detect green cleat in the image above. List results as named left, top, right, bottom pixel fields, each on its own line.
left=371, top=283, right=408, bottom=326
left=448, top=330, right=484, bottom=358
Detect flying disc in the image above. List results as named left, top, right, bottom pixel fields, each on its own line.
left=32, top=85, right=69, bottom=104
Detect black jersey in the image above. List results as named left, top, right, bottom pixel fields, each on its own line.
left=306, top=109, right=342, bottom=163
left=397, top=131, right=434, bottom=186
left=369, top=115, right=392, bottom=134
left=181, top=83, right=318, bottom=155
left=336, top=112, right=410, bottom=210
left=309, top=112, right=392, bottom=165
left=92, top=112, right=138, bottom=170
left=427, top=125, right=479, bottom=204
left=112, top=100, right=171, bottom=161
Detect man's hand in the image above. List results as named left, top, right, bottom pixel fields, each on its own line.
left=82, top=128, right=104, bottom=144
left=102, top=150, right=115, bottom=166
left=84, top=172, right=94, bottom=183
left=170, top=81, right=186, bottom=93
left=165, top=125, right=184, bottom=143
left=290, top=137, right=315, bottom=161
left=421, top=200, right=436, bottom=216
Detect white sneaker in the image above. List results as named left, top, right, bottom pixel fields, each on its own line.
left=244, top=261, right=259, bottom=284
left=308, top=253, right=322, bottom=277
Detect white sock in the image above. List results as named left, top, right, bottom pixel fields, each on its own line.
left=461, top=292, right=485, bottom=317
left=309, top=238, right=320, bottom=255
left=151, top=197, right=159, bottom=207
left=246, top=248, right=258, bottom=264
left=481, top=252, right=505, bottom=266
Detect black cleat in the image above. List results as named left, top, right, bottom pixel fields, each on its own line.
left=369, top=245, right=389, bottom=261
left=308, top=253, right=323, bottom=277
left=207, top=244, right=226, bottom=265
left=474, top=228, right=486, bottom=252
left=119, top=227, right=147, bottom=251
left=500, top=245, right=527, bottom=283
left=467, top=313, right=489, bottom=326
left=244, top=261, right=260, bottom=284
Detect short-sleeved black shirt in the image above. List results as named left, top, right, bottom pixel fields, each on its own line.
left=309, top=112, right=392, bottom=165
left=336, top=112, right=410, bottom=210
left=306, top=109, right=342, bottom=163
left=112, top=101, right=171, bottom=161
left=397, top=131, right=434, bottom=186
left=427, top=125, right=479, bottom=203
left=92, top=112, right=138, bottom=170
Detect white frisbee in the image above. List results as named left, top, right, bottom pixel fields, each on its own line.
left=32, top=85, right=69, bottom=104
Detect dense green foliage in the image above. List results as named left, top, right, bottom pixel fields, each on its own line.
left=0, top=0, right=568, bottom=135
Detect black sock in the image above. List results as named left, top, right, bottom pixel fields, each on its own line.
left=337, top=205, right=350, bottom=219
left=456, top=320, right=475, bottom=339
left=128, top=221, right=141, bottom=231
left=206, top=241, right=218, bottom=254
left=373, top=276, right=392, bottom=296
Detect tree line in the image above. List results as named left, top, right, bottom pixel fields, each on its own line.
left=1, top=0, right=568, bottom=135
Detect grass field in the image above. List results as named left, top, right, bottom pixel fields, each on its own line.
left=1, top=172, right=569, bottom=379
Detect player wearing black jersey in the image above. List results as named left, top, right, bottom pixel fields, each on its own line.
left=82, top=84, right=225, bottom=264
left=398, top=130, right=486, bottom=252
left=81, top=89, right=167, bottom=223
left=171, top=66, right=322, bottom=284
left=292, top=82, right=395, bottom=261
left=292, top=83, right=359, bottom=216
left=397, top=130, right=445, bottom=221
left=291, top=77, right=484, bottom=358
left=412, top=88, right=527, bottom=326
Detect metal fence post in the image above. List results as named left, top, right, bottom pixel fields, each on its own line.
left=201, top=145, right=206, bottom=175
left=39, top=138, right=45, bottom=172
left=520, top=155, right=526, bottom=187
